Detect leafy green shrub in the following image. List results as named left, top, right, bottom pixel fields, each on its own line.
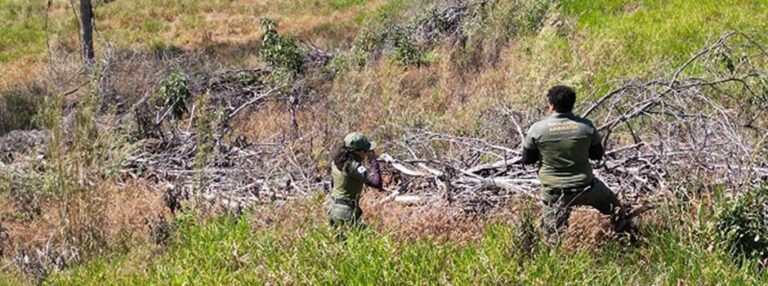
left=158, top=70, right=191, bottom=120
left=350, top=26, right=388, bottom=67
left=259, top=18, right=305, bottom=77
left=392, top=27, right=424, bottom=67
left=350, top=25, right=425, bottom=67
left=0, top=83, right=47, bottom=135
left=715, top=186, right=768, bottom=263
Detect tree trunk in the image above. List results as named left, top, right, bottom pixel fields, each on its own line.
left=80, top=0, right=94, bottom=64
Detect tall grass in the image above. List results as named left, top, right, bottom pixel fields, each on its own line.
left=44, top=196, right=768, bottom=285
left=561, top=0, right=768, bottom=92
left=0, top=0, right=47, bottom=63
left=1, top=0, right=766, bottom=284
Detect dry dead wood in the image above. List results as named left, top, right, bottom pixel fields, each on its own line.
left=376, top=32, right=768, bottom=211
left=3, top=33, right=764, bottom=214
left=115, top=31, right=766, bottom=213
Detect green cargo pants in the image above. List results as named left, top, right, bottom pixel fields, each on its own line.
left=328, top=200, right=363, bottom=228
left=540, top=178, right=623, bottom=241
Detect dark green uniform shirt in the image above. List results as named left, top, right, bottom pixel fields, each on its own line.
left=331, top=158, right=369, bottom=201
left=523, top=112, right=601, bottom=189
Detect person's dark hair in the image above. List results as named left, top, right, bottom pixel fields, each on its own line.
left=332, top=144, right=355, bottom=167
left=547, top=85, right=576, bottom=113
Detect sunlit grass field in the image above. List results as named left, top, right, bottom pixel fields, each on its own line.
left=42, top=197, right=768, bottom=285
left=1, top=0, right=767, bottom=284
left=2, top=0, right=766, bottom=85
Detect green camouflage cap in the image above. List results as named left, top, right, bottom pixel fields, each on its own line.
left=344, top=132, right=376, bottom=151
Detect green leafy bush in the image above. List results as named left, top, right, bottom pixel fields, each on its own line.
left=350, top=25, right=425, bottom=67
left=158, top=70, right=191, bottom=120
left=259, top=18, right=305, bottom=77
left=715, top=186, right=768, bottom=263
left=392, top=27, right=424, bottom=67
left=350, top=26, right=388, bottom=67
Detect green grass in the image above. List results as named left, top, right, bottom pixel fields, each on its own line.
left=328, top=0, right=371, bottom=10
left=2, top=1, right=767, bottom=283
left=0, top=0, right=47, bottom=63
left=2, top=0, right=763, bottom=74
left=274, top=0, right=372, bottom=13
left=43, top=201, right=768, bottom=285
left=0, top=0, right=377, bottom=65
left=353, top=0, right=415, bottom=25
left=560, top=0, right=768, bottom=91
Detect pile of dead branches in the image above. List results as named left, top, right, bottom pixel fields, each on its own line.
left=118, top=66, right=328, bottom=213
left=120, top=130, right=327, bottom=213
left=0, top=130, right=47, bottom=164
left=6, top=33, right=763, bottom=214
left=377, top=32, right=768, bottom=211
left=115, top=32, right=767, bottom=213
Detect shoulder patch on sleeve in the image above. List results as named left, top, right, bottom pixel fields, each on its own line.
left=357, top=166, right=367, bottom=174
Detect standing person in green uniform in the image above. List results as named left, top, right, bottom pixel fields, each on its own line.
left=520, top=86, right=628, bottom=243
left=329, top=132, right=383, bottom=227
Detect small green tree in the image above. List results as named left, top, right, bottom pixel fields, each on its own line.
left=158, top=70, right=191, bottom=120
left=259, top=19, right=304, bottom=77
left=392, top=27, right=424, bottom=67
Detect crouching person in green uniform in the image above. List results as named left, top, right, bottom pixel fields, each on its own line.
left=520, top=86, right=629, bottom=244
left=329, top=132, right=383, bottom=228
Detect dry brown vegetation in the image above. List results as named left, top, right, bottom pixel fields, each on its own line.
left=0, top=180, right=165, bottom=281
left=0, top=0, right=767, bottom=283
left=0, top=0, right=391, bottom=90
left=243, top=191, right=662, bottom=252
